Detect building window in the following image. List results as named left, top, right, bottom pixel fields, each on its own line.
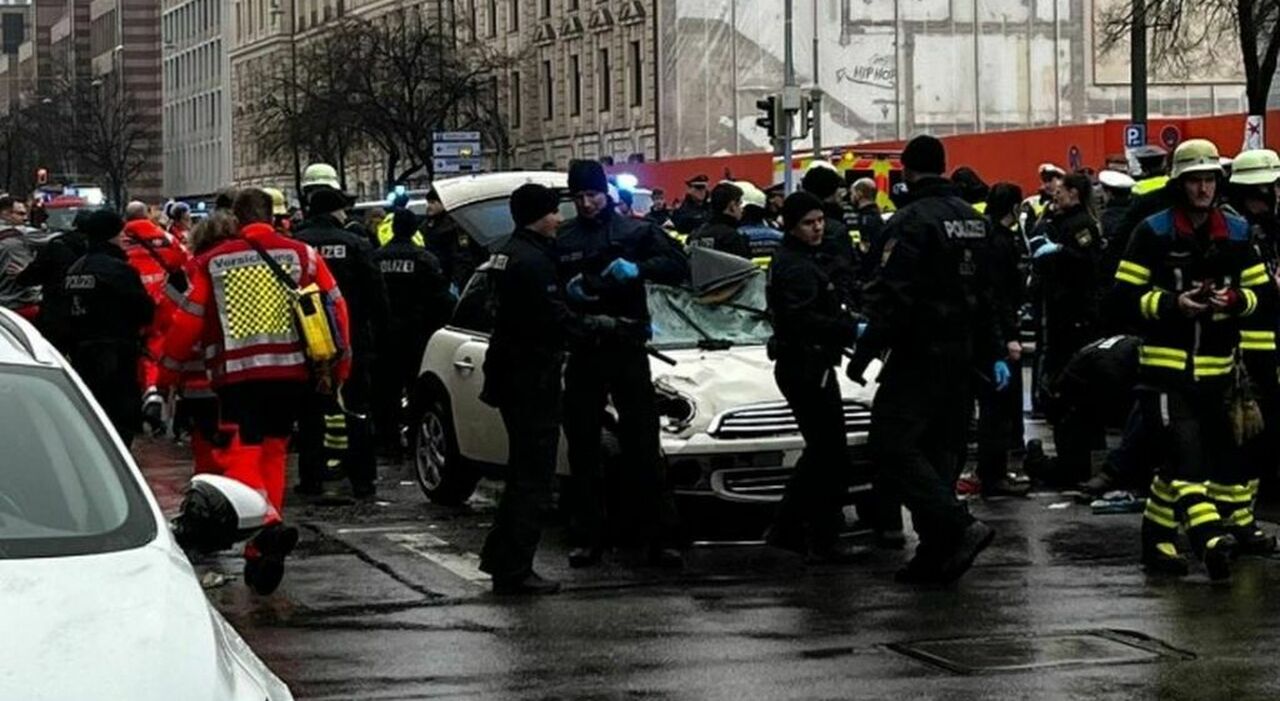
left=470, top=0, right=477, bottom=40
left=511, top=71, right=522, bottom=127
left=568, top=0, right=578, bottom=9
left=509, top=0, right=519, bottom=32
left=569, top=54, right=581, bottom=116
left=542, top=60, right=553, bottom=120
left=597, top=48, right=610, bottom=112
left=487, top=0, right=497, bottom=36
left=540, top=0, right=550, bottom=18
left=629, top=40, right=642, bottom=107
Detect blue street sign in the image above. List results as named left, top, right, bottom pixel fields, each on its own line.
left=1124, top=123, right=1147, bottom=149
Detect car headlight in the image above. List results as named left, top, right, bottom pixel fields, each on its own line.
left=654, top=376, right=697, bottom=434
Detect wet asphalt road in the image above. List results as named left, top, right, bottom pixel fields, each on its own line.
left=135, top=438, right=1280, bottom=701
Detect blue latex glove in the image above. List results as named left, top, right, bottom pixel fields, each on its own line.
left=993, top=360, right=1012, bottom=391
left=1032, top=242, right=1062, bottom=259
left=603, top=258, right=640, bottom=282
left=855, top=321, right=868, bottom=339
left=567, top=274, right=598, bottom=302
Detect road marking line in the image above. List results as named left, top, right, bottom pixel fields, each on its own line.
left=335, top=526, right=415, bottom=535
left=385, top=532, right=490, bottom=584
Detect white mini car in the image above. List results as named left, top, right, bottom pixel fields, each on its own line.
left=0, top=310, right=293, bottom=701
left=408, top=173, right=880, bottom=511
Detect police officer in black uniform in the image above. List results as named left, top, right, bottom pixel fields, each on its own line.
left=49, top=210, right=154, bottom=445
left=557, top=159, right=690, bottom=568
left=847, top=135, right=1004, bottom=584
left=670, top=174, right=712, bottom=235
left=1032, top=173, right=1105, bottom=406
left=975, top=183, right=1030, bottom=497
left=764, top=191, right=871, bottom=563
left=479, top=184, right=649, bottom=594
left=801, top=164, right=861, bottom=309
left=370, top=209, right=455, bottom=457
left=23, top=210, right=91, bottom=351
left=293, top=187, right=390, bottom=498
left=688, top=182, right=751, bottom=258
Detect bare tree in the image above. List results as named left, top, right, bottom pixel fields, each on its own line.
left=259, top=11, right=523, bottom=188
left=55, top=73, right=151, bottom=207
left=1099, top=1, right=1280, bottom=125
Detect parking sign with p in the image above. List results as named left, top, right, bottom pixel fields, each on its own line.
left=1124, top=123, right=1147, bottom=149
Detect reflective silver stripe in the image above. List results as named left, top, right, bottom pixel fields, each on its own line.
left=1159, top=393, right=1170, bottom=427
left=171, top=292, right=203, bottom=317
left=224, top=352, right=307, bottom=374
left=205, top=343, right=221, bottom=359
left=327, top=287, right=343, bottom=303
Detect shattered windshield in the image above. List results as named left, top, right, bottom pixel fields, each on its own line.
left=647, top=272, right=772, bottom=350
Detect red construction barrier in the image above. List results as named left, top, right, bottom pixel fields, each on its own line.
left=609, top=110, right=1280, bottom=200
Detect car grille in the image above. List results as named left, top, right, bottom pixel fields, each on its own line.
left=709, top=400, right=872, bottom=439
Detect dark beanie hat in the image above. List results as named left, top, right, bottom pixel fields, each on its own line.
left=308, top=186, right=348, bottom=214
left=781, top=191, right=824, bottom=231
left=83, top=209, right=124, bottom=244
left=392, top=208, right=419, bottom=239
left=567, top=159, right=608, bottom=194
left=801, top=166, right=843, bottom=200
left=510, top=183, right=560, bottom=228
left=902, top=134, right=946, bottom=175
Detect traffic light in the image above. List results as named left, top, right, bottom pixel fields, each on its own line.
left=796, top=94, right=814, bottom=140
left=755, top=95, right=778, bottom=139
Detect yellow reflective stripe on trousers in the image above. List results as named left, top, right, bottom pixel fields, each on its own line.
left=1241, top=288, right=1259, bottom=316
left=1140, top=290, right=1163, bottom=319
left=1193, top=355, right=1234, bottom=377
left=1186, top=502, right=1222, bottom=528
left=1169, top=480, right=1208, bottom=498
left=1207, top=482, right=1253, bottom=503
left=1149, top=478, right=1179, bottom=504
left=1144, top=501, right=1179, bottom=529
left=1241, top=263, right=1269, bottom=287
left=1241, top=329, right=1277, bottom=351
left=1230, top=508, right=1256, bottom=526
left=1116, top=260, right=1152, bottom=285
left=1140, top=346, right=1188, bottom=370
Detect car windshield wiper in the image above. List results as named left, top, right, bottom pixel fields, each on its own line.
left=662, top=294, right=733, bottom=350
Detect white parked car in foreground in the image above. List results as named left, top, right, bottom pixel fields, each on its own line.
left=0, top=310, right=293, bottom=701
left=407, top=172, right=881, bottom=515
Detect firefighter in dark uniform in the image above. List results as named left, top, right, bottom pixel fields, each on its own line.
left=479, top=184, right=650, bottom=594
left=293, top=186, right=391, bottom=498
left=1223, top=148, right=1280, bottom=553
left=371, top=209, right=455, bottom=458
left=688, top=181, right=751, bottom=258
left=556, top=159, right=690, bottom=568
left=1112, top=139, right=1274, bottom=580
left=50, top=210, right=154, bottom=446
left=764, top=191, right=871, bottom=563
left=847, top=135, right=1004, bottom=584
left=1031, top=173, right=1105, bottom=415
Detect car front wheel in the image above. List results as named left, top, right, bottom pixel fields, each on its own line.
left=412, top=390, right=480, bottom=506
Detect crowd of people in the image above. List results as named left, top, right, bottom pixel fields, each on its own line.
left=2, top=130, right=1278, bottom=594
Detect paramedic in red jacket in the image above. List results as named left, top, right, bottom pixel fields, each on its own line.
left=121, top=200, right=190, bottom=430
left=161, top=189, right=351, bottom=595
